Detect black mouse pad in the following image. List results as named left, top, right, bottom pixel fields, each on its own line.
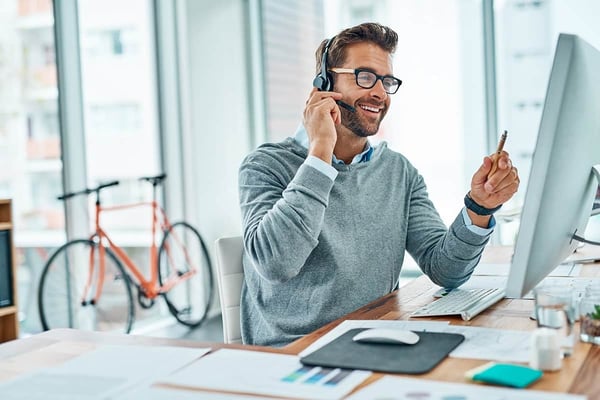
left=300, top=328, right=465, bottom=374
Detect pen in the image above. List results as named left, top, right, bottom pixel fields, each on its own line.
left=495, top=130, right=508, bottom=155
left=488, top=130, right=508, bottom=179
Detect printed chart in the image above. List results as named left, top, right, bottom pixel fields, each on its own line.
left=281, top=366, right=353, bottom=386
left=159, top=349, right=371, bottom=400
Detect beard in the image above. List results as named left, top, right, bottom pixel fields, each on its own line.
left=341, top=102, right=388, bottom=138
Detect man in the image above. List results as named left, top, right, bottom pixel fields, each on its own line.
left=238, top=22, right=519, bottom=347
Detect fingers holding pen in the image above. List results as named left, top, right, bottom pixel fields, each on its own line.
left=489, top=165, right=520, bottom=195
left=487, top=150, right=511, bottom=179
left=485, top=151, right=512, bottom=192
left=470, top=130, right=519, bottom=208
left=486, top=160, right=520, bottom=200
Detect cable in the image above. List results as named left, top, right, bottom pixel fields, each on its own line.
left=572, top=233, right=600, bottom=247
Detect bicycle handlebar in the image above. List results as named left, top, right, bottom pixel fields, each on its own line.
left=57, top=172, right=167, bottom=201
left=57, top=180, right=120, bottom=201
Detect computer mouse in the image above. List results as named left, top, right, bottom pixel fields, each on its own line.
left=352, top=328, right=420, bottom=345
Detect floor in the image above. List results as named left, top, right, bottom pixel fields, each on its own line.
left=140, top=314, right=225, bottom=342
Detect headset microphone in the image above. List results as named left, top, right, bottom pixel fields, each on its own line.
left=336, top=100, right=356, bottom=113
left=313, top=37, right=356, bottom=113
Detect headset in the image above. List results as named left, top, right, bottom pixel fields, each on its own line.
left=312, top=37, right=356, bottom=112
left=312, top=37, right=335, bottom=91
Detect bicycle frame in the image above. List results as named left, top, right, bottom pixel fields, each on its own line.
left=81, top=197, right=197, bottom=305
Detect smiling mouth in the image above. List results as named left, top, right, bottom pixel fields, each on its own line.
left=359, top=104, right=383, bottom=115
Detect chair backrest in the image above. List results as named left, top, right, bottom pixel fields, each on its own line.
left=214, top=236, right=244, bottom=344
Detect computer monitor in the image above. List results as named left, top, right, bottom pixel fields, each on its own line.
left=505, top=33, right=600, bottom=298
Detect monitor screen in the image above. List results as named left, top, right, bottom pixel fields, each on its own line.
left=505, top=33, right=600, bottom=298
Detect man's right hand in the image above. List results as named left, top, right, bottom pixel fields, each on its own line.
left=303, top=88, right=343, bottom=163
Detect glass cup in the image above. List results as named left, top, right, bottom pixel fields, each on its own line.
left=533, top=284, right=576, bottom=356
left=579, top=283, right=600, bottom=345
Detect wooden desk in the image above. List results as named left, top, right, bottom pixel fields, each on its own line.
left=1, top=246, right=599, bottom=398
left=285, top=246, right=600, bottom=399
left=0, top=329, right=294, bottom=384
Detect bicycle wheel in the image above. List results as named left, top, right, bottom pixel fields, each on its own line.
left=38, top=239, right=134, bottom=333
left=158, top=222, right=213, bottom=328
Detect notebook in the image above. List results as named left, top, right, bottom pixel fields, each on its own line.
left=300, top=328, right=465, bottom=374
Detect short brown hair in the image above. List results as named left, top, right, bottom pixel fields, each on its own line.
left=315, top=22, right=398, bottom=74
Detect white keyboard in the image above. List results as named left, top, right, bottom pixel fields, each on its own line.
left=410, top=288, right=506, bottom=321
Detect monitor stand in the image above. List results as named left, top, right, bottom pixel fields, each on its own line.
left=572, top=165, right=600, bottom=246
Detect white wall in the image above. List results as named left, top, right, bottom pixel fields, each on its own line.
left=182, top=0, right=251, bottom=254
left=550, top=0, right=600, bottom=49
left=549, top=0, right=600, bottom=240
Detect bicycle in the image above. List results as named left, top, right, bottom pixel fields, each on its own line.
left=38, top=173, right=213, bottom=333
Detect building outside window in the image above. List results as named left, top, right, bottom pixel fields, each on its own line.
left=77, top=0, right=164, bottom=329
left=0, top=0, right=166, bottom=335
left=0, top=0, right=63, bottom=333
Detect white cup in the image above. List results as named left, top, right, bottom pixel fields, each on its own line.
left=530, top=327, right=562, bottom=371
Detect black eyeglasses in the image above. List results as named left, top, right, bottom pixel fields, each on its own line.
left=329, top=68, right=402, bottom=94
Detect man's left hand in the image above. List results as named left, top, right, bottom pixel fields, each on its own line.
left=470, top=150, right=520, bottom=209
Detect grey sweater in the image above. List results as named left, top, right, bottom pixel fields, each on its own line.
left=238, top=138, right=491, bottom=347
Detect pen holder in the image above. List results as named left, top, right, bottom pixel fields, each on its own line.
left=530, top=327, right=562, bottom=371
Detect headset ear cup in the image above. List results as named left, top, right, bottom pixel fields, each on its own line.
left=313, top=74, right=326, bottom=91
left=325, top=72, right=333, bottom=91
left=311, top=73, right=332, bottom=91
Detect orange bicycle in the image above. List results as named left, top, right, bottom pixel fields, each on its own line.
left=38, top=174, right=213, bottom=333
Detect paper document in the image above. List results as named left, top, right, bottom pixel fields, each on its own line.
left=442, top=325, right=531, bottom=363
left=0, top=344, right=210, bottom=400
left=299, top=319, right=449, bottom=357
left=1, top=373, right=127, bottom=400
left=112, top=385, right=262, bottom=400
left=50, top=344, right=210, bottom=379
left=159, top=348, right=371, bottom=400
left=346, top=376, right=586, bottom=400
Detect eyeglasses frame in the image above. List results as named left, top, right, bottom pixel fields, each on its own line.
left=329, top=67, right=402, bottom=94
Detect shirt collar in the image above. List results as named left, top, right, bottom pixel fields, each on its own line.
left=293, top=123, right=373, bottom=165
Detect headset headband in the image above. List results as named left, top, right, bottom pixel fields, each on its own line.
left=313, top=36, right=335, bottom=91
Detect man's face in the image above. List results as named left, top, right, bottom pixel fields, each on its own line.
left=333, top=42, right=393, bottom=138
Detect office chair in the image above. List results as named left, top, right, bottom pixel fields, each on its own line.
left=214, top=236, right=244, bottom=344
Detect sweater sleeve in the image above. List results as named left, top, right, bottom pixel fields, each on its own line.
left=405, top=174, right=492, bottom=288
left=239, top=154, right=335, bottom=282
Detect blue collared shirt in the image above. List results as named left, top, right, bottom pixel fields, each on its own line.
left=293, top=123, right=494, bottom=233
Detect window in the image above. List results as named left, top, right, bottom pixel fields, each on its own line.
left=88, top=103, right=141, bottom=135
left=78, top=0, right=163, bottom=328
left=0, top=0, right=64, bottom=334
left=261, top=0, right=325, bottom=141
left=81, top=28, right=140, bottom=59
left=79, top=0, right=161, bottom=207
left=494, top=0, right=600, bottom=244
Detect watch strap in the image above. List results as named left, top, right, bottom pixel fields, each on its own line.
left=464, top=193, right=502, bottom=216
